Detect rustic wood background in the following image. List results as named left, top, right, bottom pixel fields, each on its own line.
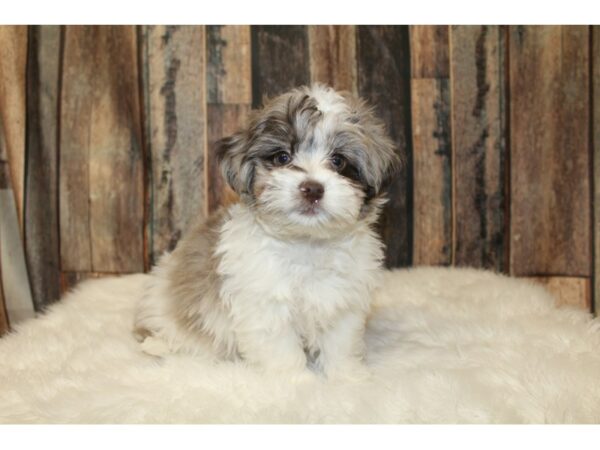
left=0, top=25, right=597, bottom=335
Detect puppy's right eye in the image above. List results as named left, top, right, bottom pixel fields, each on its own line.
left=273, top=151, right=292, bottom=166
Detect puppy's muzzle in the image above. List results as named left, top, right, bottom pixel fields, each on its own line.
left=299, top=180, right=324, bottom=203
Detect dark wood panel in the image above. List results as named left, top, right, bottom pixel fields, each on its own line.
left=509, top=26, right=590, bottom=276
left=251, top=26, right=310, bottom=108
left=141, top=25, right=207, bottom=266
left=60, top=26, right=144, bottom=273
left=206, top=25, right=251, bottom=105
left=411, top=79, right=452, bottom=265
left=24, top=25, right=62, bottom=310
left=410, top=25, right=449, bottom=78
left=450, top=25, right=506, bottom=271
left=308, top=25, right=357, bottom=93
left=0, top=26, right=27, bottom=231
left=357, top=26, right=413, bottom=268
left=206, top=104, right=248, bottom=213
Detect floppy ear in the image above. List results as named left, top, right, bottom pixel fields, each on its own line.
left=356, top=109, right=402, bottom=195
left=215, top=131, right=255, bottom=195
left=340, top=92, right=402, bottom=195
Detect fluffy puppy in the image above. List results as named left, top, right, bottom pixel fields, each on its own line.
left=134, top=84, right=399, bottom=378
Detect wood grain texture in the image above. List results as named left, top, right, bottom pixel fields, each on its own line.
left=308, top=25, right=357, bottom=93
left=410, top=26, right=449, bottom=78
left=357, top=26, right=413, bottom=268
left=0, top=26, right=27, bottom=231
left=450, top=25, right=506, bottom=271
left=206, top=26, right=251, bottom=104
left=206, top=104, right=248, bottom=213
left=251, top=26, right=310, bottom=108
left=141, top=26, right=206, bottom=266
left=409, top=25, right=452, bottom=266
left=60, top=26, right=144, bottom=273
left=526, top=277, right=591, bottom=310
left=411, top=79, right=452, bottom=265
left=509, top=26, right=591, bottom=276
left=594, top=26, right=600, bottom=315
left=24, top=26, right=62, bottom=310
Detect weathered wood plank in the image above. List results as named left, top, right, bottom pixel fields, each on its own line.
left=526, top=276, right=591, bottom=310
left=59, top=26, right=92, bottom=271
left=308, top=25, right=357, bottom=93
left=0, top=161, right=35, bottom=325
left=410, top=25, right=449, bottom=78
left=450, top=25, right=506, bottom=271
left=206, top=104, right=248, bottom=213
left=411, top=79, right=452, bottom=265
left=594, top=25, right=600, bottom=315
left=409, top=25, right=452, bottom=266
left=206, top=25, right=251, bottom=105
left=24, top=25, right=62, bottom=310
left=0, top=26, right=28, bottom=231
left=251, top=26, right=310, bottom=108
left=509, top=26, right=590, bottom=276
left=357, top=26, right=413, bottom=268
left=60, top=26, right=144, bottom=273
left=141, top=25, right=206, bottom=266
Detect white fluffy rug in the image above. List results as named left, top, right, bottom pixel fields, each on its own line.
left=1, top=267, right=599, bottom=424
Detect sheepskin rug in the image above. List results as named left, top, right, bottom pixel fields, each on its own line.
left=1, top=267, right=599, bottom=424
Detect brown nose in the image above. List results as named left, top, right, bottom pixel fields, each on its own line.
left=299, top=180, right=324, bottom=202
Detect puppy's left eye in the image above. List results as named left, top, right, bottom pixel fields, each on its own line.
left=331, top=154, right=347, bottom=171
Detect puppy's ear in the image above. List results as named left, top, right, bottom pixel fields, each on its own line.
left=347, top=96, right=402, bottom=195
left=215, top=131, right=254, bottom=195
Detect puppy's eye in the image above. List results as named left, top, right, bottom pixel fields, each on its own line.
left=331, top=154, right=347, bottom=171
left=273, top=151, right=292, bottom=166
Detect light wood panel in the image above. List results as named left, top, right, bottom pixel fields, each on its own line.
left=527, top=277, right=591, bottom=310
left=60, top=26, right=144, bottom=273
left=410, top=26, right=452, bottom=266
left=308, top=25, right=357, bottom=94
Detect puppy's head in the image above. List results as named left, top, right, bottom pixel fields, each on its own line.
left=216, top=84, right=400, bottom=238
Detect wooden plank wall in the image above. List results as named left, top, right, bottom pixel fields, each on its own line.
left=0, top=25, right=597, bottom=335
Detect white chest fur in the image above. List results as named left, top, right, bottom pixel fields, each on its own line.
left=215, top=205, right=383, bottom=348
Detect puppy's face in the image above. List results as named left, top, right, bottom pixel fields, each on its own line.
left=217, top=85, right=399, bottom=238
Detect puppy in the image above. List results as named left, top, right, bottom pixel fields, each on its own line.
left=134, top=84, right=399, bottom=379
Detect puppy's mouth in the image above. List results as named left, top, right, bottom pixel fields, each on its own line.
left=298, top=200, right=321, bottom=216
